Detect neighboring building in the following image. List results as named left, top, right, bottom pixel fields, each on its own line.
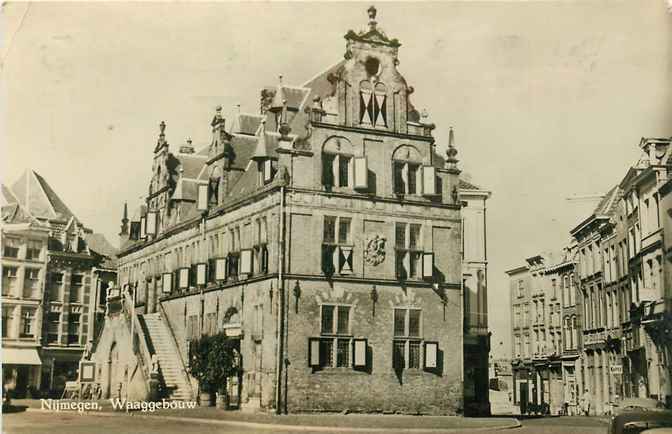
left=618, top=137, right=672, bottom=406
left=91, top=7, right=490, bottom=415
left=510, top=136, right=672, bottom=415
left=507, top=253, right=567, bottom=415
left=1, top=200, right=50, bottom=398
left=1, top=170, right=117, bottom=397
left=460, top=177, right=492, bottom=415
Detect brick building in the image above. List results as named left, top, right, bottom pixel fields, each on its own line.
left=1, top=170, right=117, bottom=397
left=92, top=7, right=491, bottom=415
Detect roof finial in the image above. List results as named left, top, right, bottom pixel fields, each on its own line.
left=252, top=119, right=269, bottom=161
left=122, top=202, right=128, bottom=221
left=446, top=127, right=459, bottom=170
left=236, top=104, right=241, bottom=114
left=367, top=5, right=377, bottom=30
left=278, top=74, right=283, bottom=85
left=159, top=121, right=166, bottom=134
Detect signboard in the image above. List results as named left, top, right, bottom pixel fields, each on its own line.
left=79, top=361, right=96, bottom=383
left=610, top=365, right=623, bottom=375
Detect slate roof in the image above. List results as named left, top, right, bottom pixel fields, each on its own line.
left=10, top=169, right=79, bottom=223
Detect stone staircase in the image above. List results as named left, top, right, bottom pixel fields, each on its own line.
left=141, top=313, right=193, bottom=401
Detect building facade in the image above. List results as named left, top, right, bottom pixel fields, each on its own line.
left=92, top=7, right=490, bottom=415
left=509, top=136, right=672, bottom=415
left=1, top=201, right=50, bottom=398
left=1, top=170, right=117, bottom=397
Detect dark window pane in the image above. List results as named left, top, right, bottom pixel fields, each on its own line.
left=409, top=224, right=421, bottom=250
left=321, top=305, right=334, bottom=334
left=322, top=154, right=335, bottom=187
left=396, top=252, right=407, bottom=280
left=393, top=162, right=405, bottom=194
left=409, top=341, right=421, bottom=368
left=393, top=340, right=405, bottom=369
left=338, top=156, right=350, bottom=187
left=319, top=338, right=333, bottom=368
left=394, top=309, right=406, bottom=337
left=336, top=338, right=350, bottom=367
left=408, top=164, right=418, bottom=194
left=321, top=245, right=336, bottom=275
left=72, top=275, right=83, bottom=286
left=395, top=223, right=406, bottom=248
left=337, top=306, right=349, bottom=334
left=409, top=309, right=421, bottom=337
left=324, top=216, right=336, bottom=243
left=338, top=219, right=350, bottom=245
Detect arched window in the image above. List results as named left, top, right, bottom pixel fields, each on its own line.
left=392, top=145, right=422, bottom=195
left=359, top=80, right=388, bottom=128
left=571, top=315, right=578, bottom=349
left=322, top=136, right=354, bottom=190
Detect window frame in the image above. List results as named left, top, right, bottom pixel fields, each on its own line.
left=322, top=215, right=354, bottom=276
left=392, top=307, right=423, bottom=370
left=316, top=303, right=354, bottom=369
left=395, top=222, right=423, bottom=280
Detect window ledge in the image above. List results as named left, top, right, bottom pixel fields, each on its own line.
left=313, top=367, right=366, bottom=375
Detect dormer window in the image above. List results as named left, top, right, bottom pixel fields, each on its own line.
left=359, top=81, right=387, bottom=128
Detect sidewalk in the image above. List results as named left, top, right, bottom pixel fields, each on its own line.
left=13, top=399, right=521, bottom=432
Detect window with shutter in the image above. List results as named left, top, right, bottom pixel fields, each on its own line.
left=162, top=273, right=172, bottom=294
left=392, top=308, right=423, bottom=371
left=146, top=212, right=157, bottom=235
left=312, top=304, right=354, bottom=369
left=322, top=216, right=354, bottom=276
left=178, top=268, right=189, bottom=290
left=140, top=216, right=147, bottom=239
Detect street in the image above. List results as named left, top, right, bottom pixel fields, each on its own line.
left=2, top=411, right=608, bottom=434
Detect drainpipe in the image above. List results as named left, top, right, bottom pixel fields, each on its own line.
left=275, top=185, right=285, bottom=414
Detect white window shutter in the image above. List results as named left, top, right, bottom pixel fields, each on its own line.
left=309, top=338, right=321, bottom=367
left=332, top=157, right=338, bottom=188
left=347, top=157, right=354, bottom=187
left=422, top=252, right=434, bottom=279
left=263, top=160, right=273, bottom=183
left=140, top=216, right=147, bottom=239
left=179, top=268, right=189, bottom=289
left=197, top=184, right=209, bottom=211
left=215, top=258, right=227, bottom=281
left=162, top=273, right=172, bottom=293
left=422, top=166, right=437, bottom=196
left=354, top=157, right=368, bottom=190
left=196, top=263, right=207, bottom=286
left=240, top=249, right=253, bottom=274
left=401, top=163, right=408, bottom=190
left=353, top=339, right=367, bottom=367
left=146, top=211, right=157, bottom=236
left=424, top=342, right=438, bottom=369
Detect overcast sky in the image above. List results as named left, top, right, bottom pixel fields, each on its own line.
left=3, top=1, right=671, bottom=359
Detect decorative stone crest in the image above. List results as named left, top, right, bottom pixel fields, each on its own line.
left=364, top=234, right=386, bottom=266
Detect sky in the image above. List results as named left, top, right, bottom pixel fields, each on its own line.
left=2, top=1, right=671, bottom=359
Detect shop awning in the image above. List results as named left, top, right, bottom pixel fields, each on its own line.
left=2, top=348, right=42, bottom=365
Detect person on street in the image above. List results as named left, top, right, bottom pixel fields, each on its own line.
left=580, top=389, right=591, bottom=416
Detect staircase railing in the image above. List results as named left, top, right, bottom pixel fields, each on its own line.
left=157, top=301, right=195, bottom=399
left=121, top=289, right=154, bottom=389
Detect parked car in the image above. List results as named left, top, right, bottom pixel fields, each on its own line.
left=612, top=398, right=666, bottom=416
left=607, top=410, right=672, bottom=434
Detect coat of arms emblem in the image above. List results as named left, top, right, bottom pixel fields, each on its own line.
left=364, top=234, right=386, bottom=266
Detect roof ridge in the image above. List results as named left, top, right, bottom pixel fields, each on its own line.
left=29, top=170, right=58, bottom=218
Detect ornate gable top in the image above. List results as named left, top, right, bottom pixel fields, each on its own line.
left=344, top=6, right=400, bottom=48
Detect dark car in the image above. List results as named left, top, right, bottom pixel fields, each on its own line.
left=607, top=410, right=672, bottom=434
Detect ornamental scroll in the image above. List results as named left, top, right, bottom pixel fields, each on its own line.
left=364, top=234, right=386, bottom=266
